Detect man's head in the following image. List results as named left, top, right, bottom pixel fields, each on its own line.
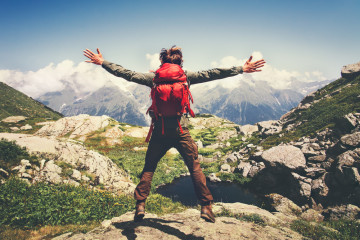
left=159, top=45, right=183, bottom=67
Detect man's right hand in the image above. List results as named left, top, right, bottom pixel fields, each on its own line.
left=83, top=48, right=104, bottom=65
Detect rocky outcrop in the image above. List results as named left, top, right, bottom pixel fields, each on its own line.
left=341, top=61, right=360, bottom=79
left=54, top=203, right=303, bottom=240
left=1, top=116, right=27, bottom=123
left=0, top=133, right=135, bottom=195
left=36, top=114, right=111, bottom=141
left=261, top=146, right=306, bottom=170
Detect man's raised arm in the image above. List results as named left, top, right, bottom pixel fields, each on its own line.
left=187, top=56, right=265, bottom=85
left=83, top=48, right=154, bottom=88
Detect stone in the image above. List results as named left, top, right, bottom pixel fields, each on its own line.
left=307, top=155, right=327, bottom=162
left=10, top=127, right=19, bottom=131
left=220, top=164, right=231, bottom=173
left=226, top=152, right=238, bottom=163
left=20, top=124, right=33, bottom=130
left=291, top=173, right=312, bottom=199
left=261, top=146, right=306, bottom=170
left=196, top=140, right=203, bottom=149
left=341, top=61, right=360, bottom=79
left=82, top=175, right=90, bottom=182
left=301, top=209, right=324, bottom=222
left=311, top=174, right=330, bottom=199
left=341, top=132, right=360, bottom=147
left=71, top=169, right=82, bottom=181
left=239, top=124, right=259, bottom=136
left=237, top=161, right=252, bottom=177
left=208, top=173, right=221, bottom=182
left=304, top=167, right=326, bottom=179
left=248, top=166, right=261, bottom=178
left=337, top=150, right=358, bottom=168
left=265, top=193, right=302, bottom=217
left=1, top=116, right=26, bottom=123
left=323, top=204, right=360, bottom=220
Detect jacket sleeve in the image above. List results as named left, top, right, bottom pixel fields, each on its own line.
left=102, top=60, right=155, bottom=88
left=185, top=66, right=243, bottom=85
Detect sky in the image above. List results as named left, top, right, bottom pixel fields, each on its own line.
left=0, top=0, right=359, bottom=98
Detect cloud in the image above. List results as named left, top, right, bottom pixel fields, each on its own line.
left=146, top=53, right=160, bottom=71
left=0, top=60, right=136, bottom=98
left=208, top=51, right=328, bottom=90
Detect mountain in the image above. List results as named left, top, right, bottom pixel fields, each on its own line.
left=38, top=81, right=149, bottom=126
left=0, top=81, right=62, bottom=120
left=191, top=80, right=303, bottom=125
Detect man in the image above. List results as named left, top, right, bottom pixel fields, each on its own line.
left=84, top=46, right=265, bottom=222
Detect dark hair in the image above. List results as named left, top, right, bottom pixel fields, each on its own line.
left=159, top=45, right=183, bottom=67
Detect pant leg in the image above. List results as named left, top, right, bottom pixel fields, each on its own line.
left=134, top=135, right=172, bottom=201
left=174, top=129, right=213, bottom=204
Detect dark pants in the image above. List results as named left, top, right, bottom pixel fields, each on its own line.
left=134, top=126, right=213, bottom=205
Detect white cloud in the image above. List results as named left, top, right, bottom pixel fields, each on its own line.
left=0, top=60, right=136, bottom=98
left=146, top=53, right=160, bottom=71
left=208, top=51, right=327, bottom=90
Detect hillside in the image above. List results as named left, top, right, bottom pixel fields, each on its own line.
left=0, top=82, right=63, bottom=120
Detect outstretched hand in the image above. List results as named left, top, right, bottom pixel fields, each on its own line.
left=83, top=48, right=104, bottom=65
left=243, top=56, right=266, bottom=73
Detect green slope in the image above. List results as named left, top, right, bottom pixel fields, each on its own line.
left=262, top=75, right=360, bottom=148
left=0, top=82, right=63, bottom=120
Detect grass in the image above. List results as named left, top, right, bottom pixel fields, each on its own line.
left=0, top=138, right=39, bottom=173
left=215, top=208, right=266, bottom=226
left=0, top=178, right=186, bottom=239
left=290, top=219, right=360, bottom=240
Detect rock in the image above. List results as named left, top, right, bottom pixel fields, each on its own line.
left=239, top=124, right=259, bottom=136
left=208, top=173, right=221, bottom=182
left=341, top=61, right=360, bottom=79
left=133, top=146, right=147, bottom=151
left=196, top=140, right=203, bottom=149
left=213, top=202, right=283, bottom=226
left=337, top=150, right=359, bottom=168
left=301, top=209, right=324, bottom=222
left=124, top=127, right=149, bottom=138
left=265, top=193, right=302, bottom=217
left=291, top=173, right=312, bottom=200
left=40, top=159, right=46, bottom=169
left=257, top=120, right=282, bottom=136
left=216, top=129, right=237, bottom=141
left=323, top=204, right=360, bottom=220
left=1, top=116, right=27, bottom=123
left=307, top=155, right=327, bottom=162
left=311, top=174, right=329, bottom=200
left=71, top=169, right=82, bottom=181
left=220, top=164, right=231, bottom=173
left=82, top=175, right=90, bottom=182
left=39, top=160, right=62, bottom=184
left=36, top=115, right=111, bottom=140
left=341, top=132, right=360, bottom=147
left=167, top=148, right=179, bottom=155
left=237, top=161, right=252, bottom=177
left=10, top=127, right=19, bottom=131
left=59, top=207, right=303, bottom=240
left=63, top=179, right=80, bottom=187
left=304, top=167, right=326, bottom=179
left=20, top=124, right=33, bottom=130
left=261, top=146, right=306, bottom=170
left=226, top=152, right=238, bottom=163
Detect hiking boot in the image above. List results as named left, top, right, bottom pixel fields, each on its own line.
left=134, top=200, right=145, bottom=222
left=201, top=204, right=215, bottom=223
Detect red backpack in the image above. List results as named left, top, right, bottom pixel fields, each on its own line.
left=145, top=63, right=195, bottom=142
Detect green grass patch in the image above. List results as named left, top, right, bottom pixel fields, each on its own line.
left=290, top=219, right=360, bottom=240
left=198, top=148, right=216, bottom=156
left=0, top=138, right=39, bottom=172
left=216, top=208, right=266, bottom=226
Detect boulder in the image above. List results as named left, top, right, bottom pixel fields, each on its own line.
left=341, top=132, right=360, bottom=147
left=300, top=209, right=324, bottom=222
left=237, top=161, right=252, bottom=177
left=323, top=204, right=360, bottom=220
left=311, top=174, right=330, bottom=200
left=71, top=169, right=82, bottom=181
left=264, top=193, right=302, bottom=217
left=196, top=140, right=203, bottom=149
left=220, top=164, right=231, bottom=173
left=341, top=61, right=360, bottom=79
left=290, top=173, right=312, bottom=200
left=261, top=145, right=306, bottom=170
left=239, top=124, right=259, bottom=136
left=208, top=173, right=221, bottom=182
left=1, top=116, right=26, bottom=123
left=20, top=124, right=33, bottom=130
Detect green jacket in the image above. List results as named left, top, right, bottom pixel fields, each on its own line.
left=101, top=60, right=243, bottom=128
left=102, top=60, right=243, bottom=88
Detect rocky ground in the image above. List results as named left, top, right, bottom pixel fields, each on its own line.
left=53, top=202, right=304, bottom=240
